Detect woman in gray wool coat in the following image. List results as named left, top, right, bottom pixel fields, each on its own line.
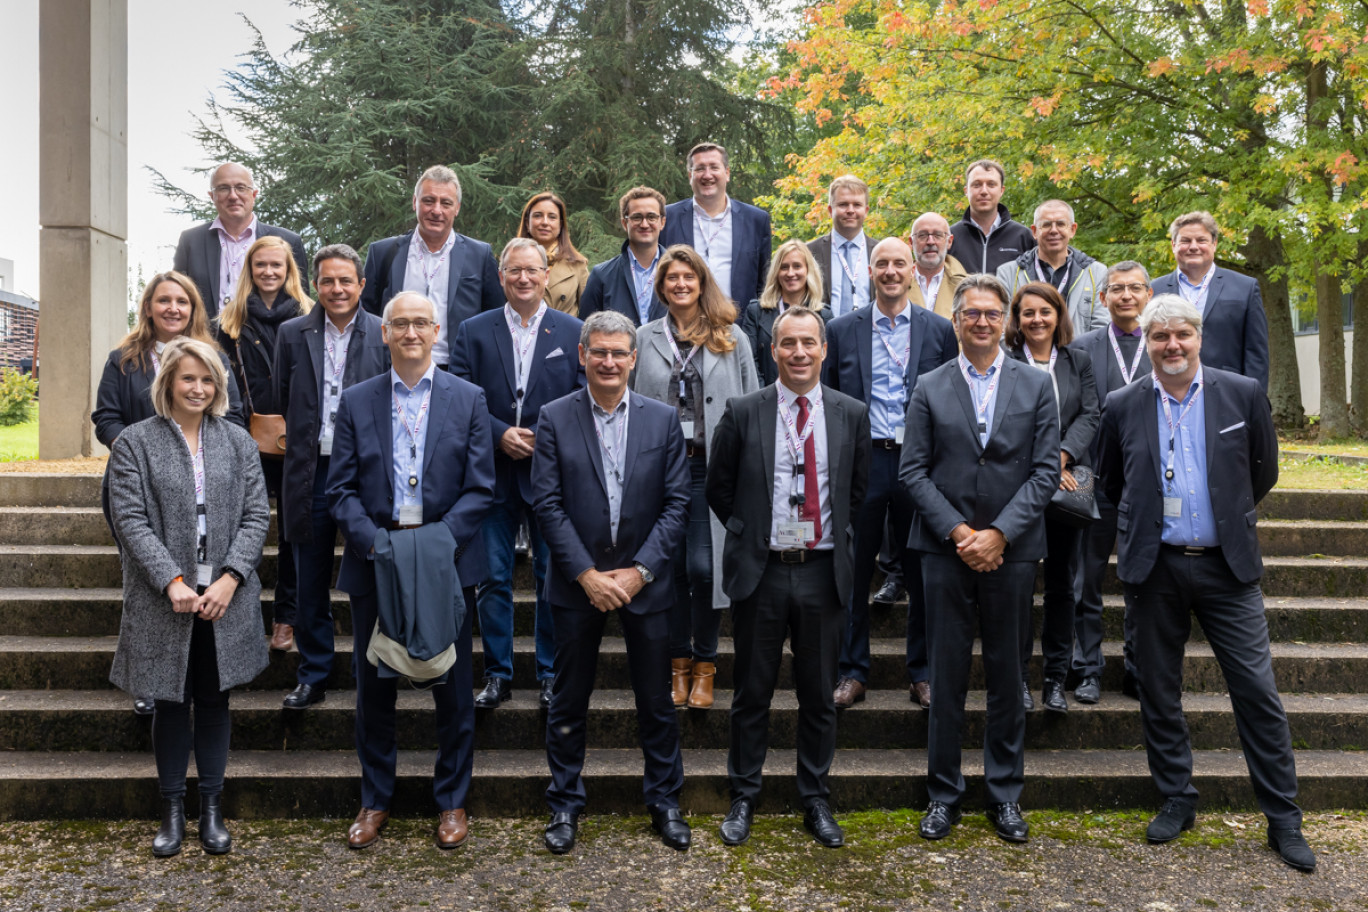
left=106, top=337, right=270, bottom=858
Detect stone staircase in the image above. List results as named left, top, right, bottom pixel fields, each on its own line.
left=1, top=473, right=1366, bottom=819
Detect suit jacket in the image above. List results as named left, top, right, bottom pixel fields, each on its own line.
left=1071, top=327, right=1153, bottom=465
left=577, top=242, right=668, bottom=327
left=449, top=306, right=585, bottom=505
left=359, top=231, right=503, bottom=333
left=907, top=255, right=969, bottom=319
left=899, top=357, right=1061, bottom=561
left=821, top=302, right=959, bottom=408
left=661, top=198, right=772, bottom=305
left=327, top=368, right=496, bottom=596
left=173, top=221, right=308, bottom=320
left=1152, top=267, right=1269, bottom=390
left=1006, top=344, right=1100, bottom=466
left=531, top=389, right=692, bottom=615
left=1098, top=366, right=1277, bottom=585
left=738, top=300, right=835, bottom=388
left=704, top=384, right=871, bottom=607
left=272, top=308, right=390, bottom=543
left=807, top=233, right=875, bottom=310
left=92, top=347, right=245, bottom=449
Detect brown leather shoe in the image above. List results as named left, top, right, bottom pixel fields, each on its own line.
left=348, top=808, right=389, bottom=849
left=269, top=623, right=295, bottom=652
left=671, top=658, right=692, bottom=707
left=687, top=661, right=715, bottom=709
left=833, top=677, right=866, bottom=709
left=911, top=680, right=931, bottom=709
left=436, top=808, right=469, bottom=849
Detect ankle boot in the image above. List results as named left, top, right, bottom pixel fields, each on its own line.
left=688, top=661, right=716, bottom=709
left=152, top=797, right=185, bottom=857
left=671, top=658, right=693, bottom=707
left=198, top=794, right=232, bottom=855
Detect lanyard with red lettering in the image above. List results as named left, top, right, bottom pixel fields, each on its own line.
left=958, top=353, right=1001, bottom=436
left=777, top=387, right=821, bottom=461
left=393, top=385, right=432, bottom=491
left=1109, top=331, right=1145, bottom=385
left=1155, top=372, right=1203, bottom=483
left=694, top=206, right=730, bottom=258
left=505, top=303, right=546, bottom=424
left=875, top=315, right=911, bottom=374
left=325, top=330, right=350, bottom=397
left=594, top=402, right=629, bottom=479
left=418, top=241, right=452, bottom=299
left=664, top=323, right=702, bottom=400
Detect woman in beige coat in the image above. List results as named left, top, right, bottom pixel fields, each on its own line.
left=518, top=191, right=589, bottom=315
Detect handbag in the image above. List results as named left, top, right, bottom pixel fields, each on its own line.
left=236, top=340, right=287, bottom=457
left=1047, top=463, right=1100, bottom=528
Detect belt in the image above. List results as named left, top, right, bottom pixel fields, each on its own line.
left=686, top=443, right=706, bottom=459
left=871, top=438, right=901, bottom=450
left=386, top=521, right=422, bottom=531
left=768, top=548, right=833, bottom=564
left=1160, top=543, right=1221, bottom=557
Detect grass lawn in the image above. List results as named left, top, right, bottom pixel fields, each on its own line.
left=0, top=411, right=37, bottom=462
left=1279, top=433, right=1368, bottom=457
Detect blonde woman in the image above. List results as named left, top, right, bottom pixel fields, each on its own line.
left=739, top=239, right=833, bottom=386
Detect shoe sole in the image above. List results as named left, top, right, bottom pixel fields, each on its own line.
left=720, top=832, right=750, bottom=846
left=201, top=841, right=231, bottom=856
left=283, top=694, right=326, bottom=710
left=1044, top=702, right=1068, bottom=714
left=919, top=827, right=953, bottom=840
left=151, top=845, right=182, bottom=858
left=435, top=834, right=468, bottom=850
left=1147, top=819, right=1195, bottom=844
left=1074, top=693, right=1100, bottom=704
left=994, top=829, right=1029, bottom=843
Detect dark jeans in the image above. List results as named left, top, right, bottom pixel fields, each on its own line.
left=477, top=492, right=554, bottom=682
left=153, top=616, right=229, bottom=800
left=261, top=455, right=296, bottom=625
left=1022, top=517, right=1082, bottom=682
left=292, top=455, right=337, bottom=689
left=669, top=454, right=719, bottom=661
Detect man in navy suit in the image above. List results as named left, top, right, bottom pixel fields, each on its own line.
left=273, top=244, right=390, bottom=711
left=578, top=187, right=670, bottom=326
left=327, top=290, right=495, bottom=851
left=359, top=165, right=503, bottom=369
left=1097, top=293, right=1314, bottom=872
left=661, top=143, right=772, bottom=306
left=450, top=238, right=585, bottom=711
left=531, top=310, right=692, bottom=855
left=1151, top=211, right=1269, bottom=390
left=822, top=237, right=958, bottom=711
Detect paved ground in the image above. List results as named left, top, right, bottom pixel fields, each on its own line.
left=1, top=810, right=1364, bottom=911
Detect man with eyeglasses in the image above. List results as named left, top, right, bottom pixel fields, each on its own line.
left=806, top=175, right=875, bottom=317
left=450, top=238, right=585, bottom=712
left=948, top=159, right=1036, bottom=275
left=901, top=274, right=1059, bottom=844
left=907, top=212, right=968, bottom=318
left=996, top=199, right=1110, bottom=336
left=661, top=142, right=772, bottom=306
left=579, top=187, right=670, bottom=327
left=174, top=161, right=308, bottom=320
left=359, top=165, right=503, bottom=370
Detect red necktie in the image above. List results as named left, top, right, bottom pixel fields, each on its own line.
left=796, top=395, right=821, bottom=548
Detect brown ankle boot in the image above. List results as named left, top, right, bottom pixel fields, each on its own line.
left=688, top=660, right=716, bottom=709
left=671, top=658, right=693, bottom=707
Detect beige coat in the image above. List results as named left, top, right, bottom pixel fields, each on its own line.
left=545, top=258, right=589, bottom=315
left=907, top=254, right=968, bottom=319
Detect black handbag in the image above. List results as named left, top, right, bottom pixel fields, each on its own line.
left=1047, top=463, right=1101, bottom=528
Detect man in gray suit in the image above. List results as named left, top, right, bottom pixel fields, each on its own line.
left=900, top=274, right=1059, bottom=844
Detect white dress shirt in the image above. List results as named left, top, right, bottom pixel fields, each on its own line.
left=771, top=382, right=833, bottom=550
left=210, top=215, right=258, bottom=309
left=693, top=198, right=733, bottom=302
left=319, top=311, right=359, bottom=453
left=404, top=230, right=457, bottom=364
left=915, top=268, right=944, bottom=309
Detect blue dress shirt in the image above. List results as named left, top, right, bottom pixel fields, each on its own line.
left=391, top=364, right=436, bottom=521
left=959, top=349, right=1004, bottom=448
left=870, top=305, right=911, bottom=439
left=1155, top=369, right=1218, bottom=547
left=629, top=250, right=661, bottom=326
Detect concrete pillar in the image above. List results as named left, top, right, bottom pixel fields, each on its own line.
left=39, top=0, right=128, bottom=458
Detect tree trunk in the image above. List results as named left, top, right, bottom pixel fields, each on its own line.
left=1315, top=263, right=1351, bottom=439
left=1241, top=226, right=1303, bottom=428
left=1351, top=245, right=1368, bottom=435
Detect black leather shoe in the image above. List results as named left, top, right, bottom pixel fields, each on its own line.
left=1146, top=798, right=1196, bottom=843
left=1074, top=675, right=1101, bottom=704
left=1268, top=826, right=1316, bottom=872
left=152, top=797, right=185, bottom=857
left=474, top=677, right=512, bottom=709
left=650, top=807, right=691, bottom=851
left=986, top=802, right=1029, bottom=843
left=282, top=683, right=325, bottom=710
left=872, top=580, right=905, bottom=606
left=1122, top=669, right=1141, bottom=700
left=919, top=801, right=961, bottom=840
left=1021, top=680, right=1035, bottom=712
left=1041, top=678, right=1068, bottom=713
left=133, top=697, right=155, bottom=717
left=198, top=794, right=231, bottom=855
left=803, top=800, right=844, bottom=848
left=544, top=812, right=578, bottom=854
left=719, top=798, right=754, bottom=846
left=539, top=679, right=554, bottom=709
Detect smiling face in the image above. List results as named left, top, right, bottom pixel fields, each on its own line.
left=413, top=178, right=460, bottom=249
left=150, top=280, right=192, bottom=342
left=772, top=310, right=826, bottom=393
left=526, top=199, right=561, bottom=246
left=1146, top=318, right=1202, bottom=381
left=209, top=163, right=256, bottom=224
left=382, top=293, right=439, bottom=367
left=911, top=213, right=953, bottom=274
left=955, top=287, right=1007, bottom=360
left=777, top=248, right=809, bottom=301
left=965, top=165, right=1004, bottom=219
left=250, top=246, right=288, bottom=300
left=828, top=186, right=868, bottom=239
left=622, top=196, right=664, bottom=248
left=662, top=260, right=701, bottom=315
left=579, top=330, right=637, bottom=403
left=501, top=244, right=548, bottom=311
left=1032, top=203, right=1077, bottom=259
left=1017, top=293, right=1059, bottom=351
left=170, top=354, right=216, bottom=420
left=1172, top=223, right=1217, bottom=277
left=688, top=149, right=729, bottom=207
left=1102, top=268, right=1151, bottom=328
left=870, top=238, right=913, bottom=307
left=315, top=257, right=364, bottom=325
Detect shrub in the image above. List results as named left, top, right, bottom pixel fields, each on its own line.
left=0, top=368, right=38, bottom=427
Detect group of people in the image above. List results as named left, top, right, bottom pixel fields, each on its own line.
left=91, top=146, right=1311, bottom=874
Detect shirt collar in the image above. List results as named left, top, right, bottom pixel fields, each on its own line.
left=630, top=249, right=660, bottom=273
left=505, top=301, right=547, bottom=328
left=591, top=388, right=630, bottom=418
left=1155, top=365, right=1204, bottom=404
left=410, top=229, right=456, bottom=258
left=209, top=215, right=257, bottom=243
left=777, top=381, right=823, bottom=408
left=391, top=362, right=437, bottom=395
left=831, top=230, right=865, bottom=249
left=875, top=302, right=911, bottom=329
left=1177, top=263, right=1216, bottom=290
left=324, top=310, right=359, bottom=337
left=960, top=348, right=1005, bottom=379
left=692, top=197, right=731, bottom=221
left=1111, top=322, right=1142, bottom=338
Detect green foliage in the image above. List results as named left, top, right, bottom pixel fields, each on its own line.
left=0, top=368, right=38, bottom=427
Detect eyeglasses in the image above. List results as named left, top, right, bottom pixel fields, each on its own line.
left=1035, top=219, right=1072, bottom=231
left=385, top=319, right=435, bottom=334
left=912, top=231, right=948, bottom=242
left=959, top=309, right=1004, bottom=324
left=503, top=267, right=546, bottom=279
left=587, top=347, right=634, bottom=362
left=212, top=183, right=254, bottom=197
left=626, top=213, right=662, bottom=225
left=1106, top=283, right=1148, bottom=295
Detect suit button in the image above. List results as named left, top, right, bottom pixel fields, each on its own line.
left=706, top=396, right=713, bottom=404
left=606, top=546, right=615, bottom=555
left=1154, top=521, right=1161, bottom=528
left=978, top=457, right=986, bottom=466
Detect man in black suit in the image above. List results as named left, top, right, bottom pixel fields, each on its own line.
left=822, top=237, right=957, bottom=711
left=578, top=187, right=669, bottom=327
left=173, top=162, right=308, bottom=320
left=359, top=165, right=503, bottom=370
left=1097, top=293, right=1314, bottom=872
left=1151, top=211, right=1269, bottom=390
left=706, top=307, right=871, bottom=849
left=531, top=310, right=693, bottom=854
left=900, top=274, right=1059, bottom=844
left=807, top=174, right=874, bottom=317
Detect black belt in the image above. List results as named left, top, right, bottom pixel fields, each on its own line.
left=686, top=443, right=706, bottom=459
left=386, top=521, right=422, bottom=531
left=871, top=438, right=901, bottom=450
left=1160, top=543, right=1221, bottom=557
left=768, top=549, right=833, bottom=564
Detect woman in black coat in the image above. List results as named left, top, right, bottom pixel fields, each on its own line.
left=1005, top=281, right=1099, bottom=714
left=739, top=239, right=834, bottom=386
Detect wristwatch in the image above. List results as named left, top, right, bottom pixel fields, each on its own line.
left=634, top=562, right=655, bottom=584
left=221, top=566, right=246, bottom=586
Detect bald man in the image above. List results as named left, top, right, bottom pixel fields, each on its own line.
left=907, top=213, right=967, bottom=319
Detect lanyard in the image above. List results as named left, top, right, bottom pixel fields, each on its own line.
left=1179, top=269, right=1213, bottom=307
left=175, top=419, right=207, bottom=559
left=1033, top=346, right=1058, bottom=374
left=419, top=242, right=452, bottom=299
left=594, top=405, right=629, bottom=478
left=325, top=329, right=350, bottom=393
left=836, top=240, right=862, bottom=296
left=1109, top=331, right=1145, bottom=385
left=875, top=315, right=911, bottom=375
left=777, top=387, right=821, bottom=461
left=505, top=304, right=546, bottom=423
left=1039, top=257, right=1070, bottom=292
left=634, top=260, right=657, bottom=314
left=150, top=350, right=161, bottom=376
left=694, top=207, right=730, bottom=258
left=664, top=324, right=702, bottom=400
left=393, top=385, right=433, bottom=490
left=958, top=354, right=1000, bottom=435
left=1156, top=373, right=1203, bottom=483
left=223, top=237, right=250, bottom=299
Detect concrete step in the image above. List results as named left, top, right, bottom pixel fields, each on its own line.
left=0, top=474, right=102, bottom=508
left=1260, top=489, right=1368, bottom=521
left=1, top=747, right=1365, bottom=819
left=2, top=689, right=1363, bottom=754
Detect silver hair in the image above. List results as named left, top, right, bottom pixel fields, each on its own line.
left=1106, top=260, right=1151, bottom=285
left=951, top=273, right=1010, bottom=316
left=209, top=161, right=255, bottom=190
left=580, top=311, right=638, bottom=351
left=500, top=237, right=548, bottom=269
left=911, top=211, right=950, bottom=233
left=382, top=291, right=439, bottom=324
left=1139, top=293, right=1203, bottom=337
left=1033, top=199, right=1076, bottom=225
left=413, top=165, right=463, bottom=205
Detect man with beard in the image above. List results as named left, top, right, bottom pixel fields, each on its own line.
left=907, top=212, right=967, bottom=318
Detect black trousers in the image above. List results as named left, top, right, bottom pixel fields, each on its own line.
left=1073, top=495, right=1138, bottom=680
left=922, top=553, right=1031, bottom=806
left=729, top=552, right=843, bottom=807
left=545, top=605, right=684, bottom=815
left=1022, top=516, right=1082, bottom=682
left=1126, top=548, right=1302, bottom=828
left=260, top=455, right=296, bottom=625
left=153, top=616, right=230, bottom=800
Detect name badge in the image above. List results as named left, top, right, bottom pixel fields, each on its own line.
left=195, top=563, right=213, bottom=588
left=398, top=503, right=423, bottom=525
left=319, top=434, right=333, bottom=456
left=894, top=426, right=905, bottom=445
left=681, top=419, right=695, bottom=439
left=1163, top=496, right=1183, bottom=518
left=776, top=521, right=815, bottom=548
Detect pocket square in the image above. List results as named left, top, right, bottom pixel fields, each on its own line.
left=1219, top=421, right=1246, bottom=434
left=545, top=347, right=565, bottom=359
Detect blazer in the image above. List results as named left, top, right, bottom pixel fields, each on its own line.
left=449, top=306, right=585, bottom=505
left=661, top=198, right=772, bottom=306
left=106, top=415, right=270, bottom=701
left=899, top=357, right=1061, bottom=561
left=1006, top=344, right=1100, bottom=466
left=1152, top=267, right=1269, bottom=390
left=359, top=230, right=503, bottom=331
left=327, top=368, right=496, bottom=596
left=531, top=389, right=692, bottom=616
left=807, top=233, right=875, bottom=309
left=546, top=257, right=590, bottom=315
left=738, top=299, right=835, bottom=388
left=173, top=221, right=308, bottom=321
left=272, top=308, right=390, bottom=543
left=704, top=384, right=871, bottom=607
left=821, top=302, right=959, bottom=408
left=906, top=255, right=968, bottom=319
left=92, top=347, right=245, bottom=449
left=578, top=242, right=668, bottom=327
left=632, top=321, right=760, bottom=607
left=1098, top=366, right=1277, bottom=586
